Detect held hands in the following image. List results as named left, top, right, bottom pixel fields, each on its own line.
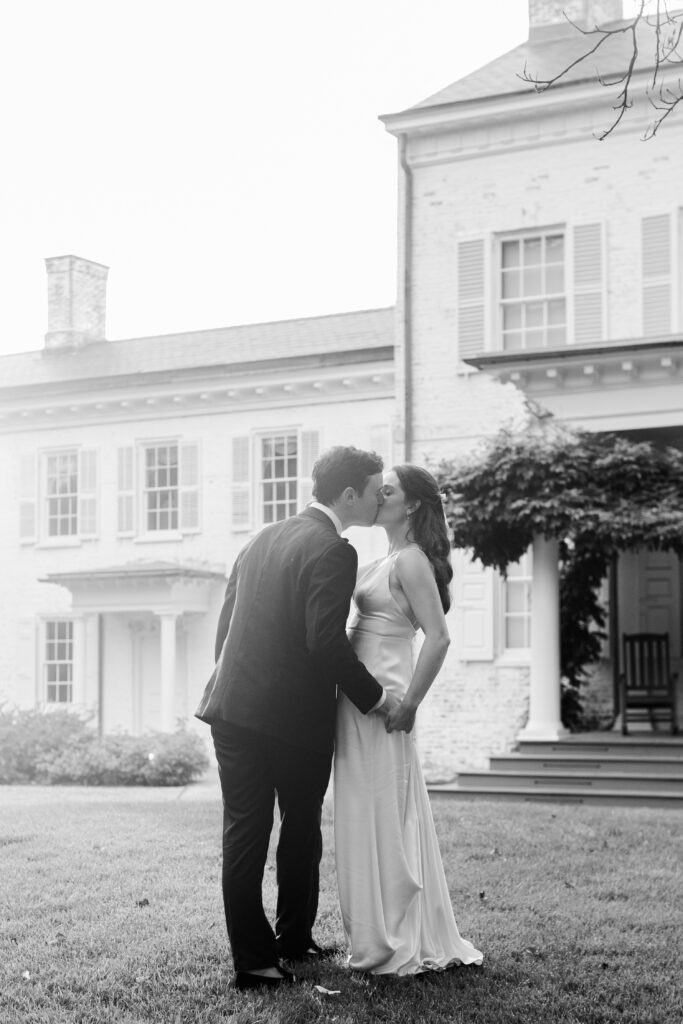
left=375, top=691, right=418, bottom=734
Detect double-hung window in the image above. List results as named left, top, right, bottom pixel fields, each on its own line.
left=19, top=448, right=98, bottom=545
left=230, top=428, right=321, bottom=532
left=44, top=620, right=74, bottom=704
left=500, top=231, right=566, bottom=351
left=502, top=552, right=532, bottom=651
left=116, top=439, right=200, bottom=538
left=45, top=451, right=79, bottom=537
left=260, top=433, right=299, bottom=524
left=144, top=443, right=179, bottom=532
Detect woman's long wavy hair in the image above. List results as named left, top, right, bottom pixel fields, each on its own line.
left=393, top=464, right=453, bottom=613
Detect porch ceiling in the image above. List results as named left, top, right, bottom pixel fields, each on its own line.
left=466, top=336, right=683, bottom=433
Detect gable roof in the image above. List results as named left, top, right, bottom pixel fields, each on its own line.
left=400, top=14, right=665, bottom=112
left=0, top=307, right=394, bottom=391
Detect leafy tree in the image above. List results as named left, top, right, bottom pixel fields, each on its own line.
left=521, top=1, right=683, bottom=139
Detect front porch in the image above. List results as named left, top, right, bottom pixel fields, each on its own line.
left=41, top=560, right=225, bottom=735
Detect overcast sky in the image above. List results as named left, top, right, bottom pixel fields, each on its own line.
left=0, top=0, right=584, bottom=356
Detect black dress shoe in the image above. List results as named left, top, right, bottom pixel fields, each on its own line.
left=233, top=966, right=297, bottom=991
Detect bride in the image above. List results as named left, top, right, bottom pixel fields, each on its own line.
left=334, top=463, right=483, bottom=975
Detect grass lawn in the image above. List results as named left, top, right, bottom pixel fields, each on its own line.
left=1, top=780, right=682, bottom=1024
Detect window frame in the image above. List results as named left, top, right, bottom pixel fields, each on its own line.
left=43, top=618, right=74, bottom=705
left=498, top=550, right=533, bottom=659
left=256, top=429, right=300, bottom=527
left=140, top=440, right=180, bottom=535
left=497, top=226, right=568, bottom=353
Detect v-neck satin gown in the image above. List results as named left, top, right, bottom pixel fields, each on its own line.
left=334, top=554, right=483, bottom=975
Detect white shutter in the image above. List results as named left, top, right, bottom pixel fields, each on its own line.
left=231, top=436, right=252, bottom=531
left=299, top=429, right=321, bottom=507
left=369, top=424, right=392, bottom=468
left=573, top=223, right=605, bottom=344
left=78, top=449, right=98, bottom=539
left=19, top=453, right=37, bottom=544
left=642, top=214, right=672, bottom=336
left=456, top=550, right=495, bottom=661
left=458, top=238, right=487, bottom=360
left=179, top=441, right=200, bottom=532
left=117, top=447, right=135, bottom=536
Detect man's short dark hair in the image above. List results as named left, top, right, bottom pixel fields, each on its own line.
left=311, top=446, right=384, bottom=505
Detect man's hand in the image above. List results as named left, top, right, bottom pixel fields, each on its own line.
left=373, top=690, right=400, bottom=721
left=384, top=700, right=418, bottom=735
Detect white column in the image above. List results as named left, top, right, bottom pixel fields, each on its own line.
left=71, top=614, right=86, bottom=706
left=158, top=612, right=178, bottom=733
left=518, top=535, right=569, bottom=741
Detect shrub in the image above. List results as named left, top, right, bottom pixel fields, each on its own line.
left=0, top=705, right=93, bottom=784
left=0, top=707, right=209, bottom=786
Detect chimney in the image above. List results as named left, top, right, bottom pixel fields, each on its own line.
left=44, top=255, right=109, bottom=351
left=529, top=1, right=623, bottom=40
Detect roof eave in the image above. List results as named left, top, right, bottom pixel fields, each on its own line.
left=379, top=69, right=655, bottom=136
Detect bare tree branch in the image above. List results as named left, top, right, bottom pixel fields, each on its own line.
left=519, top=1, right=683, bottom=140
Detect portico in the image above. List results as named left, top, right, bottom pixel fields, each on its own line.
left=467, top=334, right=683, bottom=740
left=41, top=561, right=225, bottom=734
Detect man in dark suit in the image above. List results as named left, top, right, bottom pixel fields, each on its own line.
left=196, top=446, right=400, bottom=990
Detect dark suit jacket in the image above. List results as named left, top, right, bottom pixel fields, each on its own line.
left=195, top=507, right=383, bottom=754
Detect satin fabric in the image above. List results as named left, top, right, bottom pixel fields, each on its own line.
left=334, top=554, right=484, bottom=975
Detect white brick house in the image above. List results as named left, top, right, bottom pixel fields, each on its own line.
left=3, top=1, right=682, bottom=777
left=0, top=255, right=394, bottom=736
left=382, top=0, right=683, bottom=774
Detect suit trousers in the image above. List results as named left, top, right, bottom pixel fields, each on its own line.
left=211, top=722, right=333, bottom=972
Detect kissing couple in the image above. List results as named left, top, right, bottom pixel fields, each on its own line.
left=196, top=445, right=483, bottom=989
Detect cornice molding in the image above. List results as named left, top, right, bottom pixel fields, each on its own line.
left=468, top=337, right=683, bottom=398
left=0, top=363, right=395, bottom=433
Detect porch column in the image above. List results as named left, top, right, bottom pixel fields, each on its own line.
left=518, top=535, right=569, bottom=741
left=71, top=615, right=86, bottom=706
left=157, top=612, right=178, bottom=732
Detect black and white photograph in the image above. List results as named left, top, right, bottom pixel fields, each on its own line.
left=1, top=1, right=681, bottom=1022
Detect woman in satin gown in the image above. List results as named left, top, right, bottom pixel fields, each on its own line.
left=334, top=464, right=483, bottom=976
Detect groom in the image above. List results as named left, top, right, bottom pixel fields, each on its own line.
left=196, top=445, right=400, bottom=990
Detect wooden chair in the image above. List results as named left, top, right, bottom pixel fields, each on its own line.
left=619, top=633, right=679, bottom=735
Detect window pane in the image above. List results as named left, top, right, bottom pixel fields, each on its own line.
left=523, top=267, right=542, bottom=296
left=503, top=333, right=524, bottom=352
left=525, top=302, right=544, bottom=328
left=547, top=299, right=565, bottom=325
left=506, top=583, right=527, bottom=613
left=506, top=618, right=528, bottom=649
left=523, top=237, right=542, bottom=266
left=503, top=305, right=522, bottom=330
left=546, top=234, right=564, bottom=263
left=546, top=265, right=564, bottom=293
left=525, top=329, right=544, bottom=348
left=501, top=269, right=520, bottom=299
left=501, top=240, right=520, bottom=268
left=547, top=326, right=566, bottom=346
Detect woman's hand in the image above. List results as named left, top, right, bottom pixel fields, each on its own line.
left=384, top=698, right=418, bottom=734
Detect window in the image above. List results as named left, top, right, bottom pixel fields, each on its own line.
left=260, top=433, right=298, bottom=524
left=230, top=429, right=320, bottom=532
left=503, top=552, right=532, bottom=650
left=116, top=440, right=200, bottom=537
left=144, top=443, right=179, bottom=532
left=18, top=448, right=98, bottom=545
left=500, top=232, right=566, bottom=351
left=45, top=451, right=79, bottom=537
left=45, top=620, right=73, bottom=704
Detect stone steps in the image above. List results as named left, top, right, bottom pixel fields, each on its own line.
left=429, top=734, right=683, bottom=808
